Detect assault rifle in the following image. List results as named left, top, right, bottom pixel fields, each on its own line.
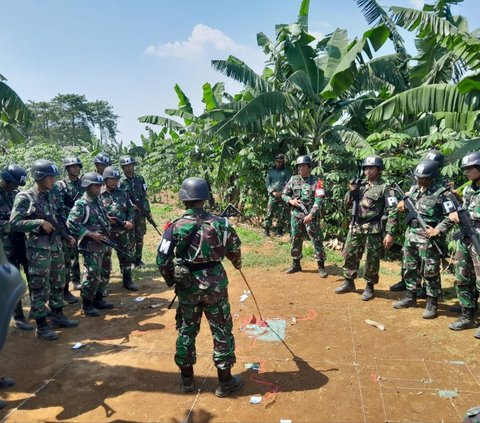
left=350, top=161, right=364, bottom=228
left=99, top=236, right=134, bottom=260
left=220, top=203, right=241, bottom=218
left=393, top=182, right=445, bottom=257
left=127, top=192, right=161, bottom=236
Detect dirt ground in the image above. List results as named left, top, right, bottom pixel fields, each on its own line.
left=1, top=232, right=479, bottom=422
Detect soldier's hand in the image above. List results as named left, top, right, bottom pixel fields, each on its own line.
left=107, top=216, right=117, bottom=225
left=289, top=199, right=301, bottom=208
left=68, top=236, right=76, bottom=247
left=349, top=183, right=358, bottom=192
left=274, top=191, right=282, bottom=199
left=397, top=200, right=405, bottom=212
left=303, top=213, right=313, bottom=225
left=383, top=234, right=394, bottom=250
left=449, top=211, right=460, bottom=223
left=124, top=221, right=133, bottom=230
left=40, top=220, right=54, bottom=234
left=425, top=226, right=440, bottom=238
left=87, top=231, right=108, bottom=243
left=232, top=259, right=242, bottom=270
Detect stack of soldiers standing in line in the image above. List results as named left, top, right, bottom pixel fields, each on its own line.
left=3, top=153, right=152, bottom=339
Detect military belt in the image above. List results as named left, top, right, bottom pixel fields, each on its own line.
left=187, top=261, right=220, bottom=271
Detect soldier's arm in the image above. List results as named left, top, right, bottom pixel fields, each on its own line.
left=140, top=176, right=152, bottom=214
left=281, top=178, right=293, bottom=204
left=126, top=194, right=135, bottom=222
left=67, top=202, right=88, bottom=238
left=9, top=194, right=43, bottom=233
left=156, top=222, right=176, bottom=286
left=384, top=188, right=398, bottom=235
left=265, top=170, right=271, bottom=192
left=225, top=222, right=241, bottom=269
left=435, top=195, right=455, bottom=234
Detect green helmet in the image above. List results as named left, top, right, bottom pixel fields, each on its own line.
left=81, top=172, right=104, bottom=188
left=179, top=177, right=210, bottom=201
left=103, top=166, right=121, bottom=180
left=31, top=160, right=60, bottom=181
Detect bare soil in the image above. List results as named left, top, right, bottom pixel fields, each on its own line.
left=1, top=232, right=479, bottom=422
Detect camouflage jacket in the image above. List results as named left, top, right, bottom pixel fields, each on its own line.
left=345, top=178, right=398, bottom=235
left=55, top=178, right=84, bottom=216
left=67, top=192, right=111, bottom=252
left=0, top=187, right=25, bottom=251
left=265, top=167, right=291, bottom=195
left=462, top=183, right=480, bottom=228
left=100, top=187, right=135, bottom=232
left=156, top=208, right=241, bottom=291
left=282, top=174, right=322, bottom=218
left=404, top=182, right=453, bottom=242
left=120, top=174, right=151, bottom=217
left=9, top=186, right=65, bottom=251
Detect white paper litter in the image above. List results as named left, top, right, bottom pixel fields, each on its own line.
left=249, top=395, right=262, bottom=404
left=280, top=420, right=292, bottom=423
left=150, top=304, right=162, bottom=308
left=72, top=342, right=85, bottom=350
left=365, top=319, right=385, bottom=331
left=240, top=290, right=250, bottom=302
left=134, top=297, right=146, bottom=302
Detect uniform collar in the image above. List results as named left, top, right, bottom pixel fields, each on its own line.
left=366, top=178, right=383, bottom=187
left=184, top=208, right=205, bottom=216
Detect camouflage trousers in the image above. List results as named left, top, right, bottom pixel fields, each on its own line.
left=101, top=230, right=133, bottom=281
left=454, top=238, right=480, bottom=308
left=26, top=247, right=65, bottom=319
left=403, top=237, right=442, bottom=297
left=343, top=231, right=383, bottom=284
left=80, top=248, right=110, bottom=300
left=290, top=213, right=325, bottom=261
left=175, top=288, right=235, bottom=370
left=63, top=241, right=81, bottom=286
left=130, top=215, right=146, bottom=263
left=264, top=196, right=289, bottom=231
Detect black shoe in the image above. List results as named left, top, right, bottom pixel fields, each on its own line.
left=215, top=375, right=243, bottom=398
left=335, top=279, right=356, bottom=294
left=123, top=281, right=139, bottom=291
left=13, top=317, right=35, bottom=331
left=179, top=374, right=195, bottom=393
left=134, top=261, right=145, bottom=269
left=389, top=280, right=406, bottom=292
left=63, top=291, right=79, bottom=304
left=81, top=300, right=101, bottom=317
left=49, top=309, right=80, bottom=328
left=0, top=377, right=15, bottom=389
left=93, top=296, right=114, bottom=310
left=285, top=259, right=302, bottom=274
left=35, top=326, right=59, bottom=341
left=393, top=291, right=417, bottom=309
left=361, top=284, right=375, bottom=301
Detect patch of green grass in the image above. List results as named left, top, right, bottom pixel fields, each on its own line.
left=236, top=226, right=265, bottom=247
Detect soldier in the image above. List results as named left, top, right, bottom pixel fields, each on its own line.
left=335, top=156, right=398, bottom=300
left=282, top=155, right=327, bottom=277
left=55, top=156, right=84, bottom=300
left=447, top=152, right=480, bottom=336
left=100, top=166, right=137, bottom=291
left=94, top=152, right=112, bottom=176
left=119, top=155, right=152, bottom=268
left=393, top=160, right=453, bottom=319
left=0, top=165, right=34, bottom=331
left=264, top=154, right=291, bottom=237
left=67, top=172, right=114, bottom=316
left=156, top=177, right=243, bottom=398
left=10, top=160, right=79, bottom=340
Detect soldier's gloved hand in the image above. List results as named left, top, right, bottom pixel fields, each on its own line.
left=232, top=259, right=242, bottom=270
left=124, top=221, right=134, bottom=230
left=303, top=213, right=313, bottom=225
left=383, top=233, right=394, bottom=250
left=448, top=211, right=459, bottom=223
left=40, top=220, right=54, bottom=234
left=425, top=226, right=440, bottom=238
left=396, top=200, right=405, bottom=212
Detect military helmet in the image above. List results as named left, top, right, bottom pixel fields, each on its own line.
left=461, top=152, right=480, bottom=169
left=94, top=152, right=112, bottom=166
left=463, top=406, right=480, bottom=423
left=31, top=160, right=60, bottom=181
left=275, top=153, right=285, bottom=161
left=81, top=172, right=104, bottom=188
left=63, top=156, right=83, bottom=169
left=425, top=149, right=445, bottom=167
left=414, top=159, right=439, bottom=178
left=296, top=155, right=312, bottom=167
left=119, top=155, right=136, bottom=167
left=179, top=177, right=210, bottom=202
left=103, top=166, right=121, bottom=180
left=0, top=164, right=27, bottom=186
left=362, top=155, right=384, bottom=170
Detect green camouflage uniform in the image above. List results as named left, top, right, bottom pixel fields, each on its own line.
left=9, top=187, right=67, bottom=319
left=55, top=178, right=84, bottom=286
left=264, top=166, right=291, bottom=232
left=343, top=179, right=398, bottom=284
left=401, top=183, right=453, bottom=297
left=100, top=186, right=135, bottom=283
left=453, top=184, right=480, bottom=308
left=156, top=208, right=242, bottom=370
left=67, top=193, right=111, bottom=300
left=282, top=174, right=325, bottom=261
left=121, top=174, right=151, bottom=263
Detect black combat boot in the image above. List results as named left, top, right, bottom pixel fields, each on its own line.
left=389, top=279, right=406, bottom=292
left=93, top=291, right=114, bottom=310
left=49, top=308, right=80, bottom=328
left=393, top=290, right=417, bottom=309
left=449, top=307, right=477, bottom=330
left=275, top=228, right=284, bottom=237
left=335, top=279, right=356, bottom=294
left=361, top=283, right=375, bottom=301
left=422, top=296, right=438, bottom=319
left=35, top=317, right=59, bottom=341
left=63, top=283, right=79, bottom=304
left=215, top=368, right=243, bottom=398
left=123, top=270, right=138, bottom=291
left=285, top=259, right=302, bottom=274
left=81, top=299, right=101, bottom=317
left=13, top=302, right=34, bottom=331
left=178, top=366, right=195, bottom=393
left=317, top=261, right=327, bottom=278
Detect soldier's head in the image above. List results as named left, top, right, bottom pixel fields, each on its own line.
left=63, top=156, right=83, bottom=178
left=414, top=159, right=439, bottom=188
left=274, top=154, right=285, bottom=170
left=461, top=152, right=480, bottom=183
left=119, top=155, right=135, bottom=177
left=362, top=156, right=384, bottom=181
left=463, top=406, right=480, bottom=423
left=425, top=149, right=445, bottom=168
left=31, top=159, right=60, bottom=191
left=94, top=152, right=112, bottom=175
left=0, top=164, right=27, bottom=192
left=179, top=177, right=210, bottom=209
left=81, top=172, right=104, bottom=197
left=296, top=155, right=312, bottom=178
left=103, top=166, right=121, bottom=190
